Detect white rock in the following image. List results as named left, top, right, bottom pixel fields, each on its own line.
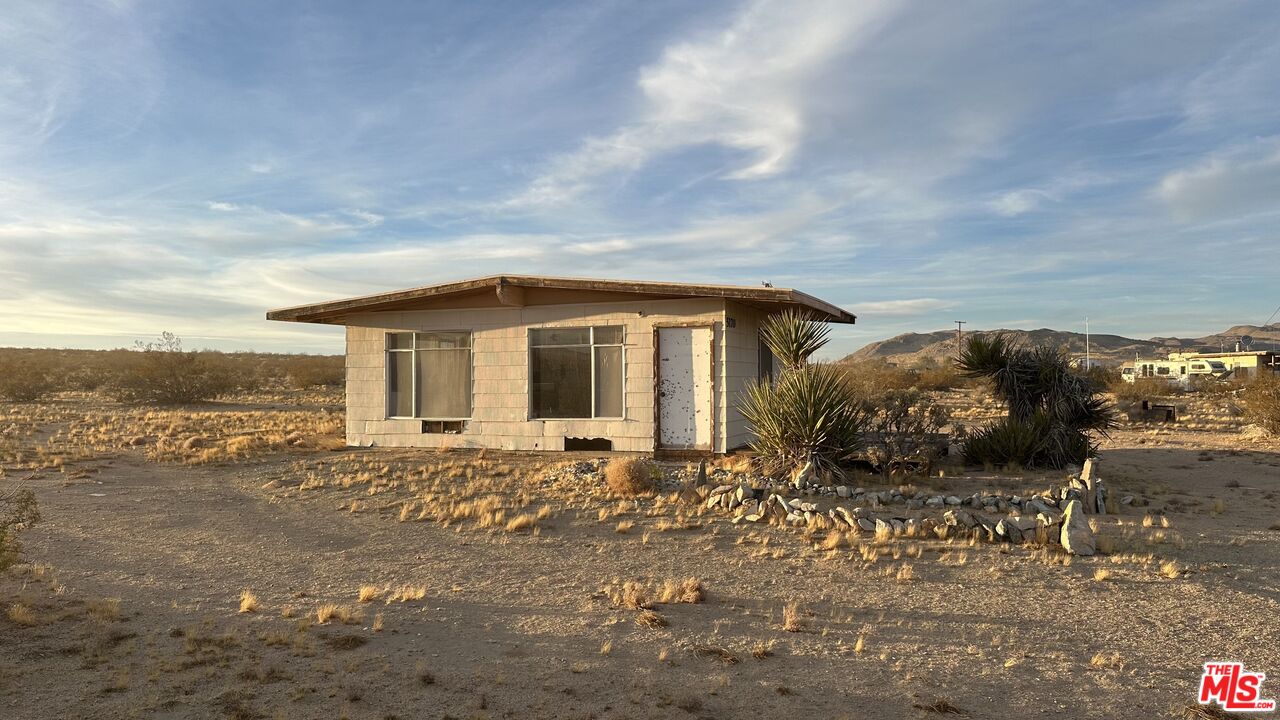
left=1060, top=499, right=1096, bottom=556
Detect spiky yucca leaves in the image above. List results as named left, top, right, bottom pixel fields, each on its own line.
left=957, top=334, right=1115, bottom=468
left=759, top=308, right=830, bottom=371
left=741, top=363, right=870, bottom=473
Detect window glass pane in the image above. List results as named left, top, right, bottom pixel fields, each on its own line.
left=416, top=332, right=470, bottom=350
left=387, top=332, right=413, bottom=350
left=530, top=327, right=590, bottom=346
left=758, top=337, right=774, bottom=381
left=594, top=345, right=623, bottom=417
left=417, top=349, right=471, bottom=418
left=387, top=351, right=414, bottom=416
left=531, top=346, right=591, bottom=417
left=593, top=326, right=624, bottom=345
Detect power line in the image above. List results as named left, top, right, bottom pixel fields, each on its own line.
left=1264, top=302, right=1280, bottom=329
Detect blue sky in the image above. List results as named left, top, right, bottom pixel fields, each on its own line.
left=2, top=0, right=1278, bottom=357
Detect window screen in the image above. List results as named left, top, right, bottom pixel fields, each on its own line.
left=386, top=332, right=472, bottom=418
left=530, top=326, right=624, bottom=419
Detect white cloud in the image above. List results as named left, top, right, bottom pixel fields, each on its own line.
left=988, top=189, right=1050, bottom=217
left=507, top=0, right=897, bottom=207
left=1156, top=137, right=1280, bottom=222
left=207, top=201, right=239, bottom=212
left=847, top=298, right=953, bottom=316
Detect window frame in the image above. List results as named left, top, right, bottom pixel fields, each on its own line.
left=385, top=331, right=474, bottom=421
left=527, top=325, right=626, bottom=420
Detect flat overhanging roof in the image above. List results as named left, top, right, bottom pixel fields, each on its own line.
left=266, top=274, right=857, bottom=325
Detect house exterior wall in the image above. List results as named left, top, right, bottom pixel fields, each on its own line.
left=721, top=301, right=773, bottom=451
left=343, top=297, right=743, bottom=452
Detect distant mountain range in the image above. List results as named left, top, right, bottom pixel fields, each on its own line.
left=841, top=323, right=1280, bottom=366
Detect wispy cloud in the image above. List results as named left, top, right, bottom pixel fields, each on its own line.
left=1156, top=136, right=1280, bottom=222
left=506, top=0, right=898, bottom=208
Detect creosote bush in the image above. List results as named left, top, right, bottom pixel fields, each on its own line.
left=864, top=389, right=950, bottom=472
left=0, top=484, right=41, bottom=573
left=106, top=332, right=241, bottom=404
left=0, top=356, right=57, bottom=402
left=1242, top=373, right=1280, bottom=434
left=605, top=457, right=660, bottom=496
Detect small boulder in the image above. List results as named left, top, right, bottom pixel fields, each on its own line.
left=1059, top=499, right=1096, bottom=556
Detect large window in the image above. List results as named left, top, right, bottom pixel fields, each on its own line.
left=530, top=326, right=624, bottom=419
left=386, top=332, right=472, bottom=419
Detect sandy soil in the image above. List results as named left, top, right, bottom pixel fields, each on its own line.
left=2, top=393, right=1279, bottom=720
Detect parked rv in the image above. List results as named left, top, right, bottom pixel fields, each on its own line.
left=1120, top=358, right=1231, bottom=387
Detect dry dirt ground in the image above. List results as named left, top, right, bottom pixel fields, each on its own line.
left=2, top=390, right=1280, bottom=720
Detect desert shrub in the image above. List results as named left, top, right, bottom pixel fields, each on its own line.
left=0, top=485, right=40, bottom=573
left=0, top=356, right=57, bottom=402
left=605, top=458, right=660, bottom=496
left=1242, top=373, right=1280, bottom=434
left=839, top=361, right=918, bottom=396
left=866, top=390, right=950, bottom=470
left=1110, top=375, right=1177, bottom=402
left=913, top=364, right=963, bottom=391
left=958, top=334, right=1115, bottom=469
left=106, top=333, right=240, bottom=404
left=742, top=312, right=870, bottom=473
left=282, top=355, right=345, bottom=389
left=1188, top=375, right=1245, bottom=400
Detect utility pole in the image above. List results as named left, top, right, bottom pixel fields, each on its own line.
left=1085, top=317, right=1090, bottom=369
left=955, top=321, right=967, bottom=355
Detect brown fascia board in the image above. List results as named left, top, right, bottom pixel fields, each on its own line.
left=265, top=274, right=856, bottom=325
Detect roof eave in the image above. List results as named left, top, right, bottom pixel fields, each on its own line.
left=265, top=274, right=856, bottom=325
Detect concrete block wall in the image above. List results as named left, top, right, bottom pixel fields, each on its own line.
left=343, top=297, right=735, bottom=452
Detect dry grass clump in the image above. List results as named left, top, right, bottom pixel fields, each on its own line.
left=315, top=604, right=361, bottom=625
left=781, top=602, right=805, bottom=632
left=238, top=589, right=260, bottom=613
left=606, top=577, right=705, bottom=610
left=636, top=609, right=668, bottom=628
left=1090, top=652, right=1124, bottom=670
left=604, top=457, right=660, bottom=496
left=6, top=602, right=37, bottom=626
left=692, top=645, right=738, bottom=664
left=752, top=640, right=774, bottom=659
left=504, top=513, right=538, bottom=532
left=357, top=585, right=381, bottom=603
left=86, top=597, right=121, bottom=622
left=913, top=698, right=963, bottom=714
left=1092, top=568, right=1113, bottom=582
left=658, top=577, right=705, bottom=604
left=386, top=585, right=426, bottom=603
left=1159, top=561, right=1182, bottom=579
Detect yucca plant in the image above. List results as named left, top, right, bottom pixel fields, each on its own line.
left=741, top=362, right=870, bottom=472
left=741, top=311, right=866, bottom=473
left=759, top=308, right=831, bottom=371
left=957, top=333, right=1115, bottom=469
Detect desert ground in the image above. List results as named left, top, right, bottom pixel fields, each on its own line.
left=2, top=389, right=1279, bottom=720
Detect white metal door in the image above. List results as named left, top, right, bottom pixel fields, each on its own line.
left=657, top=326, right=713, bottom=449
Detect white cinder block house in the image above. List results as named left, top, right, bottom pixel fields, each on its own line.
left=267, top=275, right=855, bottom=454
